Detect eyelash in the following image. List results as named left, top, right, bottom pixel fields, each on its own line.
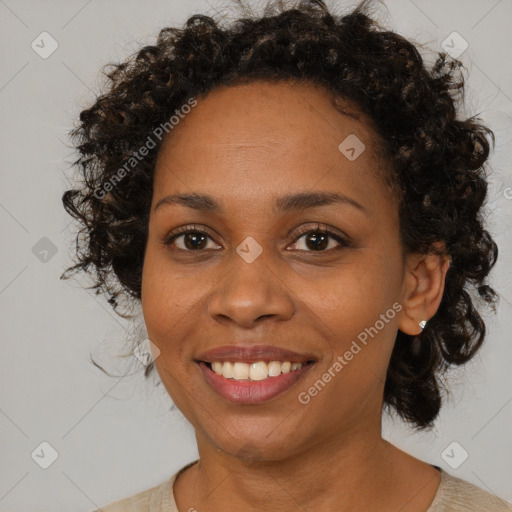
left=163, top=223, right=350, bottom=254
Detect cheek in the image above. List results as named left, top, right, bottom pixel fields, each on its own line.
left=141, top=254, right=200, bottom=413
left=302, top=253, right=401, bottom=373
left=141, top=249, right=182, bottom=351
left=141, top=247, right=214, bottom=365
left=295, top=277, right=399, bottom=429
left=304, top=258, right=393, bottom=331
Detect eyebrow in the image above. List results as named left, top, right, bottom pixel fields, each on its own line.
left=153, top=191, right=367, bottom=215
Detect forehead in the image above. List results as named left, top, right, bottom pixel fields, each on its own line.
left=159, top=80, right=383, bottom=158
left=153, top=80, right=393, bottom=210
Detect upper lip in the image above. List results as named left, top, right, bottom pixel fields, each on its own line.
left=196, top=344, right=317, bottom=364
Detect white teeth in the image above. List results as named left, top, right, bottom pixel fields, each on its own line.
left=207, top=360, right=307, bottom=380
left=222, top=361, right=234, bottom=379
left=233, top=362, right=249, bottom=380
left=249, top=362, right=267, bottom=381
left=268, top=361, right=282, bottom=377
left=212, top=362, right=223, bottom=375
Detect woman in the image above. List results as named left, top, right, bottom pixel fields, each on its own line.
left=61, top=0, right=511, bottom=510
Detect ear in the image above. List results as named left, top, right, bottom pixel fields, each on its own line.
left=397, top=241, right=451, bottom=336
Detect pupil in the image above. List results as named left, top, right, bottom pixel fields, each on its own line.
left=185, top=233, right=206, bottom=250
left=307, top=232, right=327, bottom=250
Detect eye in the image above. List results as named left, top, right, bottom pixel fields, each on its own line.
left=163, top=225, right=221, bottom=251
left=163, top=223, right=349, bottom=253
left=288, top=224, right=349, bottom=252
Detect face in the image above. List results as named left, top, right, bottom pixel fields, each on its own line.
left=141, top=80, right=412, bottom=462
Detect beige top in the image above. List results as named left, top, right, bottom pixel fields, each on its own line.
left=93, top=460, right=512, bottom=511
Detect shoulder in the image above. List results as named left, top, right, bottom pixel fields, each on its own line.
left=89, top=478, right=171, bottom=512
left=429, top=469, right=512, bottom=511
left=89, top=459, right=199, bottom=512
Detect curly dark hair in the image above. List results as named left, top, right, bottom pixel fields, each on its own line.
left=61, top=0, right=499, bottom=430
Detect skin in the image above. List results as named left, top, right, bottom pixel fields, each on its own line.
left=141, top=80, right=451, bottom=512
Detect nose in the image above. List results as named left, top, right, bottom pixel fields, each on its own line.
left=207, top=248, right=295, bottom=328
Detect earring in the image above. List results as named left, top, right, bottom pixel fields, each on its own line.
left=419, top=320, right=427, bottom=330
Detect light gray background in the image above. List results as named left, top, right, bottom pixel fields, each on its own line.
left=0, top=0, right=511, bottom=510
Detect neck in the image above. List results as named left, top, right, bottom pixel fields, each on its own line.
left=173, top=419, right=418, bottom=511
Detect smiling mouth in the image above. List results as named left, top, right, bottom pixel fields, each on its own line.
left=202, top=360, right=316, bottom=381
left=197, top=359, right=316, bottom=404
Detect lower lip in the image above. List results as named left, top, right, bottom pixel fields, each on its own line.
left=198, top=361, right=315, bottom=404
